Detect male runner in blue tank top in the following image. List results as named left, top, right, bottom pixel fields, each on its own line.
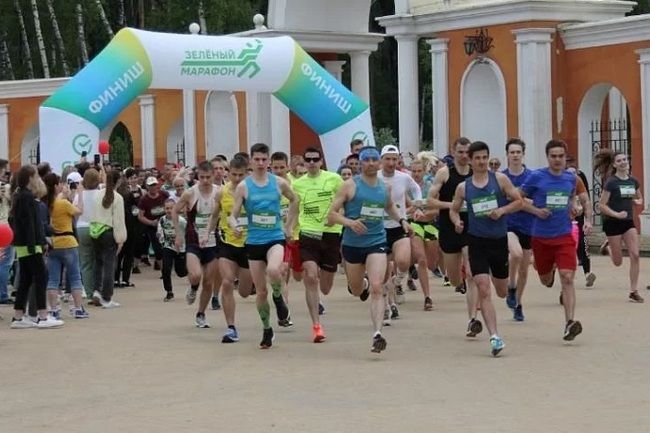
left=328, top=146, right=412, bottom=354
left=450, top=141, right=523, bottom=356
left=229, top=143, right=298, bottom=349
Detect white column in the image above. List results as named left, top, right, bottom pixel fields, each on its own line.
left=138, top=94, right=156, bottom=168
left=270, top=95, right=291, bottom=155
left=350, top=51, right=371, bottom=103
left=637, top=48, right=650, bottom=234
left=323, top=60, right=346, bottom=83
left=0, top=104, right=8, bottom=160
left=246, top=92, right=259, bottom=146
left=512, top=28, right=555, bottom=169
left=182, top=89, right=197, bottom=166
left=395, top=34, right=419, bottom=156
left=426, top=39, right=449, bottom=157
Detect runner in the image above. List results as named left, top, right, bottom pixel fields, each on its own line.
left=229, top=143, right=297, bottom=349
left=378, top=145, right=422, bottom=322
left=449, top=141, right=523, bottom=356
left=172, top=161, right=220, bottom=329
left=594, top=149, right=644, bottom=303
left=207, top=155, right=254, bottom=343
left=502, top=138, right=534, bottom=321
left=138, top=177, right=169, bottom=271
left=292, top=146, right=344, bottom=342
left=210, top=157, right=227, bottom=310
left=328, top=146, right=412, bottom=353
left=521, top=139, right=591, bottom=341
left=427, top=137, right=481, bottom=337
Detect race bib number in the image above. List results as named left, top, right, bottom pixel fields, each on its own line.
left=151, top=206, right=165, bottom=217
left=620, top=185, right=636, bottom=198
left=360, top=202, right=384, bottom=221
left=546, top=192, right=569, bottom=209
left=471, top=195, right=498, bottom=217
left=252, top=212, right=277, bottom=228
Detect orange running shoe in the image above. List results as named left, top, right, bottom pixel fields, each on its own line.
left=312, top=324, right=326, bottom=343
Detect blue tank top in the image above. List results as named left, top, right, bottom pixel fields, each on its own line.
left=342, top=176, right=388, bottom=247
left=244, top=174, right=284, bottom=245
left=502, top=167, right=533, bottom=234
left=466, top=172, right=508, bottom=239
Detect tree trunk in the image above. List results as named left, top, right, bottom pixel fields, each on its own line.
left=30, top=0, right=50, bottom=78
left=94, top=0, right=115, bottom=38
left=198, top=1, right=208, bottom=34
left=45, top=0, right=70, bottom=76
left=0, top=34, right=16, bottom=80
left=138, top=0, right=145, bottom=28
left=77, top=3, right=89, bottom=66
left=117, top=0, right=126, bottom=28
left=14, top=0, right=34, bottom=79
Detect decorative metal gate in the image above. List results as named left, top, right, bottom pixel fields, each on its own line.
left=590, top=119, right=631, bottom=225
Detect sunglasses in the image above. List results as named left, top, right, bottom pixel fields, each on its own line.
left=304, top=157, right=321, bottom=163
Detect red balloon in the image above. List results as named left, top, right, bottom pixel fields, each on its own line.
left=0, top=224, right=13, bottom=248
left=98, top=140, right=111, bottom=155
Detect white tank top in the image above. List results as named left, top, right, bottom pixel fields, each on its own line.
left=190, top=184, right=219, bottom=247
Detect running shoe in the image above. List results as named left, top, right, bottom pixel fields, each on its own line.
left=407, top=279, right=418, bottom=292
left=383, top=307, right=391, bottom=326
left=490, top=336, right=505, bottom=357
left=432, top=268, right=444, bottom=278
left=318, top=302, right=325, bottom=315
left=272, top=294, right=290, bottom=322
left=466, top=318, right=483, bottom=337
left=506, top=287, right=517, bottom=309
left=395, top=286, right=405, bottom=305
left=185, top=287, right=198, bottom=305
left=278, top=315, right=294, bottom=327
left=132, top=266, right=141, bottom=274
left=424, top=297, right=433, bottom=311
left=371, top=333, right=387, bottom=353
left=195, top=312, right=210, bottom=328
left=563, top=320, right=582, bottom=341
left=92, top=290, right=102, bottom=305
left=10, top=317, right=36, bottom=329
left=455, top=281, right=467, bottom=294
left=312, top=324, right=326, bottom=343
left=164, top=292, right=174, bottom=302
left=222, top=327, right=240, bottom=343
left=513, top=304, right=524, bottom=322
left=211, top=295, right=221, bottom=310
left=36, top=316, right=64, bottom=329
left=409, top=265, right=419, bottom=280
left=260, top=327, right=274, bottom=349
left=100, top=299, right=121, bottom=309
left=73, top=307, right=89, bottom=319
left=390, top=304, right=399, bottom=320
left=629, top=291, right=645, bottom=303
left=442, top=276, right=451, bottom=287
left=49, top=309, right=61, bottom=320
left=585, top=272, right=596, bottom=288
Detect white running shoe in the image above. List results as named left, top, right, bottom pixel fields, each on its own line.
left=10, top=317, right=37, bottom=329
left=36, top=316, right=64, bottom=329
left=186, top=287, right=198, bottom=305
left=100, top=299, right=121, bottom=309
left=92, top=290, right=102, bottom=304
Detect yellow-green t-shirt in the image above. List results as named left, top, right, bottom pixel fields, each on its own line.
left=292, top=170, right=344, bottom=238
left=51, top=199, right=78, bottom=248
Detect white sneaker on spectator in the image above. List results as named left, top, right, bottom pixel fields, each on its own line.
left=92, top=291, right=102, bottom=304
left=36, top=316, right=64, bottom=329
left=10, top=317, right=37, bottom=329
left=100, top=298, right=121, bottom=309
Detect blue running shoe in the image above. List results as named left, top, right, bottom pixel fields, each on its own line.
left=432, top=268, right=444, bottom=278
left=506, top=287, right=517, bottom=309
left=490, top=336, right=505, bottom=357
left=222, top=327, right=239, bottom=343
left=513, top=304, right=524, bottom=322
left=74, top=308, right=89, bottom=319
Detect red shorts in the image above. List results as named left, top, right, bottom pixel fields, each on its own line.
left=531, top=234, right=577, bottom=275
left=283, top=240, right=303, bottom=273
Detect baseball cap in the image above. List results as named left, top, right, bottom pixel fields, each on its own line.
left=381, top=145, right=400, bottom=157
left=146, top=176, right=159, bottom=186
left=66, top=172, right=83, bottom=184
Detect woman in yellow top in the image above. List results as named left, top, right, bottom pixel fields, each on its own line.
left=42, top=173, right=88, bottom=319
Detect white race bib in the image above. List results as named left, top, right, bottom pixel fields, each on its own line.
left=620, top=185, right=635, bottom=198
left=360, top=203, right=384, bottom=221
left=471, top=196, right=498, bottom=217
left=236, top=216, right=248, bottom=227
left=252, top=212, right=277, bottom=228
left=546, top=192, right=569, bottom=209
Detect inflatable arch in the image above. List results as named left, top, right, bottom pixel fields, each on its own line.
left=39, top=28, right=375, bottom=171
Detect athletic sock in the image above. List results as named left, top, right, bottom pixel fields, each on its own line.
left=393, top=270, right=407, bottom=286
left=257, top=301, right=271, bottom=328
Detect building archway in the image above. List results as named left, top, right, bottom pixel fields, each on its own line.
left=460, top=59, right=507, bottom=163
left=108, top=121, right=134, bottom=167
left=21, top=124, right=39, bottom=165
left=205, top=91, right=240, bottom=160
left=166, top=118, right=184, bottom=165
left=577, top=83, right=630, bottom=224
